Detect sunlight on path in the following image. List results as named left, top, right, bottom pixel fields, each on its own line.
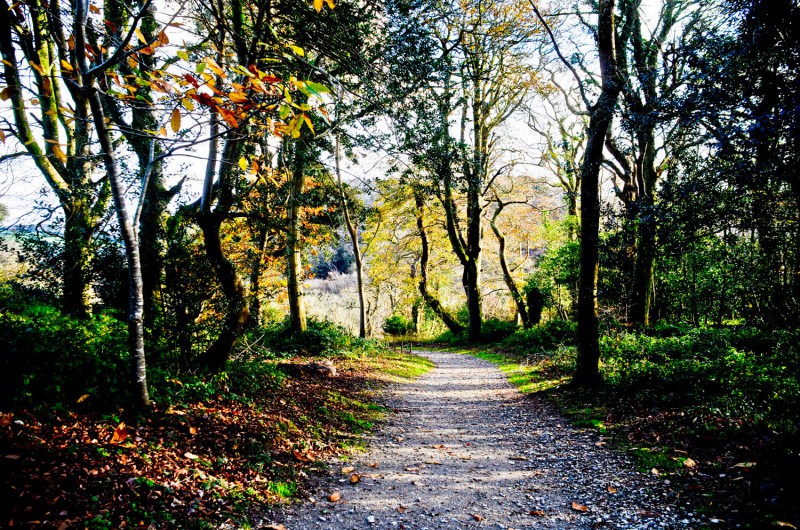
left=266, top=350, right=699, bottom=529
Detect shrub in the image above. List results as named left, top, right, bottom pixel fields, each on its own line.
left=0, top=289, right=130, bottom=409
left=382, top=315, right=414, bottom=336
left=480, top=318, right=518, bottom=342
left=502, top=319, right=577, bottom=352
left=260, top=316, right=356, bottom=357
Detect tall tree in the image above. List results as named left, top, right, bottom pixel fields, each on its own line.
left=0, top=0, right=110, bottom=318
left=532, top=0, right=634, bottom=385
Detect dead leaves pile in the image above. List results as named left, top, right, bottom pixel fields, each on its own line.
left=0, top=363, right=380, bottom=528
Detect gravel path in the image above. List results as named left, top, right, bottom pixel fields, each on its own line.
left=265, top=351, right=706, bottom=529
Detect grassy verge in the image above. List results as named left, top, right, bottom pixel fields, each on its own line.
left=450, top=323, right=799, bottom=530
left=0, top=347, right=432, bottom=529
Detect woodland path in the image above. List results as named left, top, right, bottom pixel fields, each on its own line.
left=265, top=350, right=705, bottom=529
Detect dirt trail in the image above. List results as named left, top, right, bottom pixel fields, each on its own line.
left=265, top=350, right=704, bottom=529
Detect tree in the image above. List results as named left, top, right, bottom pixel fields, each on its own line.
left=532, top=0, right=634, bottom=386
left=387, top=0, right=542, bottom=341
left=0, top=0, right=110, bottom=318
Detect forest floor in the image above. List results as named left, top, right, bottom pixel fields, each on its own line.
left=265, top=350, right=708, bottom=530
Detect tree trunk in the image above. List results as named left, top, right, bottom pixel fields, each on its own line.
left=335, top=134, right=367, bottom=338
left=414, top=190, right=464, bottom=334
left=198, top=214, right=250, bottom=371
left=286, top=141, right=307, bottom=334
left=62, top=202, right=94, bottom=318
left=87, top=87, right=150, bottom=408
left=490, top=202, right=530, bottom=327
left=248, top=227, right=268, bottom=328
left=573, top=0, right=624, bottom=388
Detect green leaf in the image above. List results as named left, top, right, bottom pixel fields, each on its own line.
left=279, top=104, right=291, bottom=120
left=305, top=81, right=330, bottom=95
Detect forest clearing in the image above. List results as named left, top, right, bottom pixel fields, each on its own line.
left=1, top=0, right=799, bottom=527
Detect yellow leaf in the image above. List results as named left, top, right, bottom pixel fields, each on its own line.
left=159, top=127, right=167, bottom=136
left=324, top=0, right=335, bottom=8
left=287, top=44, right=304, bottom=57
left=328, top=491, right=341, bottom=502
left=238, top=157, right=248, bottom=171
left=51, top=144, right=67, bottom=163
left=170, top=108, right=181, bottom=133
left=60, top=59, right=74, bottom=72
left=134, top=28, right=147, bottom=44
left=0, top=87, right=11, bottom=101
left=177, top=50, right=189, bottom=61
left=205, top=57, right=224, bottom=77
left=182, top=98, right=194, bottom=112
left=302, top=113, right=315, bottom=135
left=228, top=91, right=248, bottom=103
left=76, top=394, right=89, bottom=403
left=313, top=0, right=323, bottom=11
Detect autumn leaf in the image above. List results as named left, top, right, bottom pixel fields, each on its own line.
left=312, top=0, right=323, bottom=12
left=0, top=412, right=13, bottom=427
left=88, top=3, right=101, bottom=13
left=530, top=509, right=546, bottom=517
left=205, top=57, right=224, bottom=77
left=349, top=473, right=360, bottom=484
left=184, top=452, right=199, bottom=460
left=51, top=144, right=68, bottom=163
left=293, top=449, right=314, bottom=462
left=238, top=157, right=248, bottom=171
left=134, top=28, right=147, bottom=44
left=328, top=491, right=341, bottom=502
left=607, top=485, right=618, bottom=493
left=228, top=91, right=249, bottom=103
left=470, top=514, right=484, bottom=522
left=110, top=422, right=129, bottom=444
left=773, top=522, right=797, bottom=529
left=264, top=525, right=287, bottom=530
left=397, top=505, right=407, bottom=513
left=571, top=501, right=589, bottom=512
left=60, top=59, right=74, bottom=72
left=170, top=108, right=181, bottom=133
left=0, top=87, right=9, bottom=101
left=76, top=394, right=90, bottom=403
left=341, top=466, right=354, bottom=474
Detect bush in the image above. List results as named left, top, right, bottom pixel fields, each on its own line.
left=260, top=316, right=357, bottom=357
left=480, top=318, right=518, bottom=342
left=0, top=289, right=130, bottom=409
left=502, top=319, right=577, bottom=352
left=382, top=315, right=414, bottom=336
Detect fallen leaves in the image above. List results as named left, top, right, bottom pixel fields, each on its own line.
left=0, top=412, right=13, bottom=427
left=109, top=422, right=130, bottom=444
left=341, top=466, right=355, bottom=474
left=530, top=509, right=546, bottom=517
left=349, top=473, right=360, bottom=484
left=293, top=449, right=315, bottom=462
left=571, top=501, right=589, bottom=512
left=328, top=491, right=341, bottom=502
left=607, top=485, right=618, bottom=494
left=470, top=513, right=485, bottom=521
